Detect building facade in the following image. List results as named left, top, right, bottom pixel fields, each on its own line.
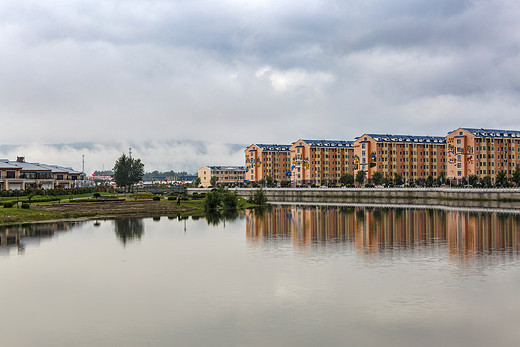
left=353, top=134, right=447, bottom=184
left=0, top=158, right=83, bottom=191
left=289, top=139, right=354, bottom=186
left=238, top=127, right=520, bottom=187
left=244, top=144, right=291, bottom=183
left=197, top=166, right=246, bottom=188
left=446, top=128, right=520, bottom=183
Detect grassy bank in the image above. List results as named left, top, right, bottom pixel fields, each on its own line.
left=0, top=194, right=254, bottom=226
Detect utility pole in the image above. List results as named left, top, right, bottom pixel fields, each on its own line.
left=82, top=154, right=85, bottom=173
left=129, top=147, right=132, bottom=159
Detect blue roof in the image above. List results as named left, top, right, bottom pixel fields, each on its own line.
left=360, top=134, right=446, bottom=143
left=296, top=140, right=354, bottom=148
left=457, top=128, right=520, bottom=138
left=253, top=144, right=291, bottom=151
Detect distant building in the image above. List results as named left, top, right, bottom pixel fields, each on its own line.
left=244, top=144, right=291, bottom=183
left=446, top=128, right=520, bottom=183
left=353, top=134, right=446, bottom=184
left=197, top=166, right=246, bottom=187
left=0, top=158, right=85, bottom=191
left=289, top=139, right=354, bottom=186
left=234, top=126, right=520, bottom=187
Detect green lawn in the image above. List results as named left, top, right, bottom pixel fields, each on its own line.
left=0, top=207, right=61, bottom=226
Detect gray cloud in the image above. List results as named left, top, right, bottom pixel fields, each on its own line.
left=1, top=0, right=519, bottom=170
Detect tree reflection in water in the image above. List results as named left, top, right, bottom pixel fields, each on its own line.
left=114, top=219, right=144, bottom=246
left=204, top=209, right=241, bottom=226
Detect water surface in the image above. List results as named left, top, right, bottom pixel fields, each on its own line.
left=1, top=206, right=520, bottom=346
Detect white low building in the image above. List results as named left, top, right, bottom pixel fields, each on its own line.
left=0, top=157, right=84, bottom=191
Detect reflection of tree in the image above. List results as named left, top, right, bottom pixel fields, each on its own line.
left=205, top=212, right=222, bottom=226
left=204, top=209, right=241, bottom=226
left=114, top=219, right=144, bottom=246
left=255, top=205, right=272, bottom=217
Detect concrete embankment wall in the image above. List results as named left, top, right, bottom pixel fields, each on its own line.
left=187, top=187, right=520, bottom=210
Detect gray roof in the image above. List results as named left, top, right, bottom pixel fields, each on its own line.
left=0, top=160, right=20, bottom=170
left=8, top=161, right=51, bottom=172
left=0, top=159, right=81, bottom=174
left=35, top=163, right=81, bottom=174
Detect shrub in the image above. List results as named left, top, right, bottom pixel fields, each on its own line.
left=3, top=202, right=14, bottom=208
left=167, top=196, right=175, bottom=201
left=93, top=192, right=101, bottom=198
left=221, top=190, right=238, bottom=210
left=248, top=188, right=268, bottom=205
left=21, top=203, right=30, bottom=209
left=204, top=190, right=221, bottom=212
left=153, top=196, right=161, bottom=201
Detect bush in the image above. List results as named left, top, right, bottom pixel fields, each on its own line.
left=248, top=188, right=268, bottom=205
left=93, top=192, right=101, bottom=198
left=153, top=196, right=161, bottom=201
left=167, top=196, right=175, bottom=200
left=204, top=190, right=221, bottom=212
left=221, top=190, right=238, bottom=210
left=21, top=203, right=30, bottom=209
left=3, top=202, right=14, bottom=208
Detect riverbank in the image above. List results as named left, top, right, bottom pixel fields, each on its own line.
left=188, top=187, right=520, bottom=209
left=0, top=199, right=201, bottom=226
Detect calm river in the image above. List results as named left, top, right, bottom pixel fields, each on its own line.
left=1, top=205, right=520, bottom=346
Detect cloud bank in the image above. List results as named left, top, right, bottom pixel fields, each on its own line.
left=1, top=0, right=519, bottom=170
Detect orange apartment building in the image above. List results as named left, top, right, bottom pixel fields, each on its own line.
left=244, top=144, right=291, bottom=183
left=446, top=128, right=520, bottom=183
left=289, top=139, right=355, bottom=186
left=197, top=166, right=246, bottom=188
left=353, top=134, right=447, bottom=184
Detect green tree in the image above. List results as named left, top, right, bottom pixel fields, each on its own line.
left=426, top=175, right=434, bottom=187
left=512, top=167, right=520, bottom=186
left=193, top=177, right=201, bottom=188
left=382, top=175, right=390, bottom=187
left=220, top=190, right=238, bottom=210
left=265, top=176, right=274, bottom=187
left=339, top=173, right=354, bottom=186
left=481, top=175, right=492, bottom=188
left=210, top=176, right=219, bottom=187
left=280, top=180, right=292, bottom=188
left=113, top=154, right=145, bottom=192
left=394, top=173, right=403, bottom=186
left=468, top=174, right=479, bottom=187
left=496, top=170, right=508, bottom=187
left=248, top=188, right=268, bottom=205
left=203, top=190, right=221, bottom=212
left=355, top=170, right=366, bottom=186
left=371, top=171, right=383, bottom=186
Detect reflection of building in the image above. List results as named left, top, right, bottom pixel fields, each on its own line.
left=245, top=205, right=520, bottom=260
left=0, top=222, right=77, bottom=255
left=197, top=166, right=246, bottom=187
left=244, top=144, right=291, bottom=183
left=0, top=157, right=84, bottom=190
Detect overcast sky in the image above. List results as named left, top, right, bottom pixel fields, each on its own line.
left=1, top=0, right=519, bottom=173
